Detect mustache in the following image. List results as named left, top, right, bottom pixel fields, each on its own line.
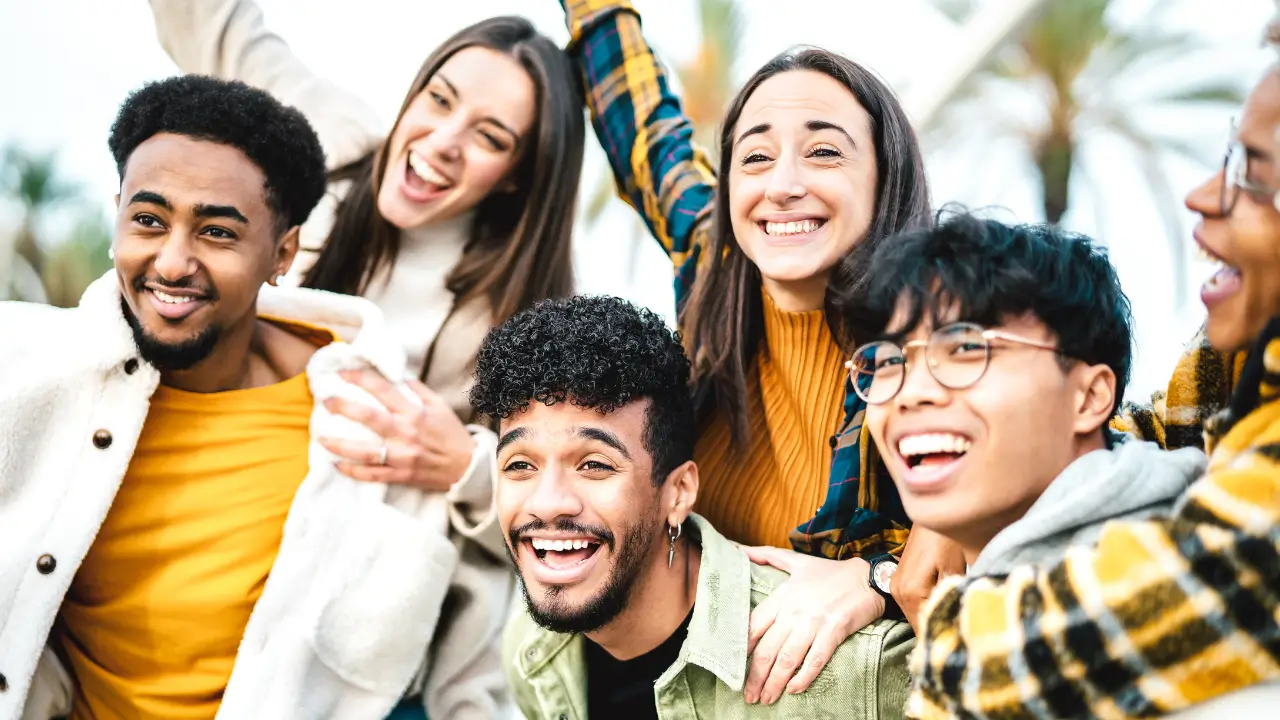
left=132, top=274, right=219, bottom=300
left=509, top=518, right=615, bottom=552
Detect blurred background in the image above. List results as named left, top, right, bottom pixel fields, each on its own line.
left=0, top=0, right=1272, bottom=400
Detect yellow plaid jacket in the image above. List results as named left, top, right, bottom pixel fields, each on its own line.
left=908, top=324, right=1280, bottom=718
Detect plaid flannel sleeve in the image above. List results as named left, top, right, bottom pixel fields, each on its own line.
left=910, top=398, right=1280, bottom=717
left=1111, top=327, right=1242, bottom=450
left=560, top=0, right=716, bottom=306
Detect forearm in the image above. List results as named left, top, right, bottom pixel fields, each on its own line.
left=148, top=0, right=383, bottom=168
left=560, top=0, right=716, bottom=264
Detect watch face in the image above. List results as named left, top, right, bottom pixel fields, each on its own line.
left=873, top=560, right=898, bottom=593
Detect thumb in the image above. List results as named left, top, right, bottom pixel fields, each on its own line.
left=742, top=545, right=792, bottom=572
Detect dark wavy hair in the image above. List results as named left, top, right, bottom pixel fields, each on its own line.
left=469, top=295, right=695, bottom=484
left=303, top=16, right=584, bottom=381
left=681, top=47, right=932, bottom=444
left=108, top=75, right=327, bottom=234
left=841, top=211, right=1134, bottom=414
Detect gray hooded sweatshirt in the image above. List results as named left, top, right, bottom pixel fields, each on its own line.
left=969, top=440, right=1207, bottom=576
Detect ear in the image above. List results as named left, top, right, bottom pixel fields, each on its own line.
left=113, top=193, right=120, bottom=210
left=270, top=225, right=302, bottom=286
left=1072, top=363, right=1117, bottom=436
left=662, top=460, right=699, bottom=528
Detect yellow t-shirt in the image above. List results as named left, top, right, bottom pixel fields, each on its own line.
left=54, top=368, right=315, bottom=720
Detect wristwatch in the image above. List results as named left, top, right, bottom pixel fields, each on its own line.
left=867, top=554, right=904, bottom=620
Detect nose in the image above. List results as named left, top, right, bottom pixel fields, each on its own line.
left=429, top=116, right=466, bottom=163
left=522, top=462, right=585, bottom=524
left=1185, top=167, right=1223, bottom=218
left=894, top=352, right=950, bottom=412
left=763, top=154, right=807, bottom=205
left=151, top=230, right=198, bottom=282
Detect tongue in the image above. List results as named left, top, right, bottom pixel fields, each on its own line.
left=543, top=548, right=594, bottom=569
left=1203, top=265, right=1242, bottom=300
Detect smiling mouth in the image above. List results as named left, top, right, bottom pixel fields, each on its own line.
left=759, top=219, right=826, bottom=237
left=898, top=432, right=971, bottom=469
left=407, top=150, right=453, bottom=191
left=1196, top=238, right=1243, bottom=300
left=528, top=538, right=602, bottom=570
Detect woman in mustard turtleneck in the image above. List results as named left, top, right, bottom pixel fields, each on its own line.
left=560, top=0, right=946, bottom=707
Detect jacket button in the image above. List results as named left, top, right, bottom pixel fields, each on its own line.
left=36, top=554, right=56, bottom=575
left=0, top=671, right=6, bottom=691
left=558, top=715, right=567, bottom=720
left=92, top=430, right=113, bottom=449
left=124, top=358, right=139, bottom=375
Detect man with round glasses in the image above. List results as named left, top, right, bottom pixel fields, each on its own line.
left=839, top=213, right=1211, bottom=710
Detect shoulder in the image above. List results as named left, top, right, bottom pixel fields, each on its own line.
left=0, top=300, right=94, bottom=362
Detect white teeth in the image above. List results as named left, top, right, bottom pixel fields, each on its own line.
left=764, top=219, right=823, bottom=236
left=897, top=433, right=972, bottom=458
left=530, top=538, right=596, bottom=552
left=152, top=290, right=196, bottom=304
left=408, top=151, right=451, bottom=187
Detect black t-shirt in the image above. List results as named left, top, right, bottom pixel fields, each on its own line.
left=584, top=608, right=694, bottom=718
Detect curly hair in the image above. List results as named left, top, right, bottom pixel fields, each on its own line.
left=108, top=75, right=327, bottom=233
left=470, top=295, right=695, bottom=484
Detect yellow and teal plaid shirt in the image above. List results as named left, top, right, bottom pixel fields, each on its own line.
left=910, top=326, right=1279, bottom=718
left=561, top=0, right=909, bottom=560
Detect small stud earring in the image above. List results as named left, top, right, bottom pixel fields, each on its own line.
left=107, top=248, right=114, bottom=260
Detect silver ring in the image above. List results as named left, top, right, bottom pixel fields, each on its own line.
left=376, top=444, right=389, bottom=466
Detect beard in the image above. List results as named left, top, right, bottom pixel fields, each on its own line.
left=509, top=511, right=661, bottom=635
left=121, top=296, right=221, bottom=372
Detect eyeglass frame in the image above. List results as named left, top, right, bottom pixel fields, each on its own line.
left=1219, top=118, right=1280, bottom=217
left=846, top=322, right=1065, bottom=405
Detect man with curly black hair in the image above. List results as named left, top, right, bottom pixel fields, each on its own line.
left=0, top=75, right=512, bottom=720
left=473, top=295, right=912, bottom=719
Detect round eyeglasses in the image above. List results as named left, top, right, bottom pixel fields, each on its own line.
left=1220, top=119, right=1280, bottom=217
left=847, top=322, right=1063, bottom=405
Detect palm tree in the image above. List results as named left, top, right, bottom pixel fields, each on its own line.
left=581, top=0, right=742, bottom=282
left=925, top=0, right=1244, bottom=305
left=0, top=145, right=82, bottom=302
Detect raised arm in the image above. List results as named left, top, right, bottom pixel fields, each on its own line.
left=911, top=404, right=1280, bottom=717
left=561, top=0, right=717, bottom=296
left=148, top=0, right=384, bottom=169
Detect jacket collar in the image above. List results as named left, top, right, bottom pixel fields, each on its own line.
left=513, top=513, right=755, bottom=692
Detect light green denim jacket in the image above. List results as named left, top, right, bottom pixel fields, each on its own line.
left=503, top=514, right=913, bottom=719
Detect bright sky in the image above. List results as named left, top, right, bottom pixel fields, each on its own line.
left=0, top=0, right=1273, bottom=399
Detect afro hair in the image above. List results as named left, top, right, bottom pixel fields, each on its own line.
left=108, top=74, right=327, bottom=232
left=469, top=295, right=695, bottom=484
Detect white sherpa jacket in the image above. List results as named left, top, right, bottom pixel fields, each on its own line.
left=0, top=274, right=513, bottom=720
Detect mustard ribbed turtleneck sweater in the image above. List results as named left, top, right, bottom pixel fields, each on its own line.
left=692, top=291, right=848, bottom=549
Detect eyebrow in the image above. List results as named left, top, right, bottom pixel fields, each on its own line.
left=574, top=427, right=632, bottom=461
left=734, top=120, right=858, bottom=149
left=127, top=191, right=249, bottom=225
left=193, top=203, right=249, bottom=225
left=806, top=120, right=858, bottom=149
left=497, top=426, right=528, bottom=455
left=128, top=190, right=171, bottom=209
left=435, top=72, right=521, bottom=144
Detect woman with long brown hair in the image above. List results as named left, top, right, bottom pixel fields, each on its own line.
left=148, top=0, right=584, bottom=539
left=559, top=0, right=960, bottom=707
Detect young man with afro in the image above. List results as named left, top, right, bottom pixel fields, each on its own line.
left=0, top=75, right=512, bottom=720
left=471, top=294, right=914, bottom=719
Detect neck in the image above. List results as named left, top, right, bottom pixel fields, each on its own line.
left=585, top=536, right=701, bottom=661
left=954, top=430, right=1109, bottom=566
left=162, top=316, right=301, bottom=393
left=761, top=274, right=828, bottom=312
